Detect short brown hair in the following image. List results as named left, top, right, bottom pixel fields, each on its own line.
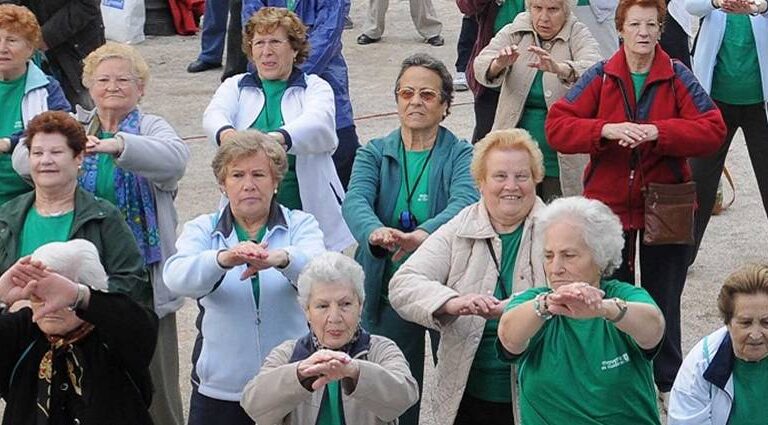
left=82, top=42, right=150, bottom=89
left=0, top=4, right=42, bottom=48
left=243, top=7, right=310, bottom=66
left=212, top=131, right=288, bottom=185
left=717, top=264, right=768, bottom=325
left=614, top=0, right=666, bottom=32
left=24, top=111, right=87, bottom=156
left=471, top=129, right=545, bottom=187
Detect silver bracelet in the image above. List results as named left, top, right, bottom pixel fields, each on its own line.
left=533, top=293, right=553, bottom=320
left=68, top=284, right=88, bottom=311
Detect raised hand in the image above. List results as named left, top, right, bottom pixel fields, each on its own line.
left=488, top=45, right=520, bottom=78
left=438, top=293, right=504, bottom=319
left=546, top=282, right=605, bottom=319
left=527, top=45, right=564, bottom=75
left=390, top=229, right=429, bottom=262
left=21, top=271, right=80, bottom=321
left=297, top=350, right=360, bottom=390
left=368, top=227, right=399, bottom=252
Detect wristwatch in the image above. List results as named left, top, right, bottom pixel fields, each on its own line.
left=607, top=298, right=628, bottom=323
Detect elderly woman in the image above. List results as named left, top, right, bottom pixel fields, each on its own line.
left=0, top=239, right=158, bottom=424
left=389, top=129, right=547, bottom=425
left=163, top=131, right=325, bottom=425
left=685, top=0, right=768, bottom=265
left=458, top=0, right=616, bottom=144
left=498, top=196, right=665, bottom=424
left=545, top=0, right=726, bottom=398
left=240, top=252, right=419, bottom=424
left=12, top=41, right=190, bottom=425
left=473, top=0, right=602, bottom=200
left=342, top=53, right=478, bottom=425
left=669, top=263, right=768, bottom=424
left=0, top=111, right=149, bottom=304
left=0, top=4, right=69, bottom=206
left=203, top=7, right=352, bottom=251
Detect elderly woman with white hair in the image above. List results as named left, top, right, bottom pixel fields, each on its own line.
left=240, top=252, right=419, bottom=425
left=497, top=196, right=665, bottom=424
left=0, top=239, right=158, bottom=424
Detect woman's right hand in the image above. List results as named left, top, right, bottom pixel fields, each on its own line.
left=488, top=45, right=520, bottom=79
left=296, top=350, right=358, bottom=390
left=368, top=227, right=399, bottom=251
left=0, top=257, right=46, bottom=306
left=437, top=294, right=503, bottom=319
left=600, top=122, right=652, bottom=147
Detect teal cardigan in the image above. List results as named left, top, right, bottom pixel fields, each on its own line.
left=342, top=126, right=479, bottom=323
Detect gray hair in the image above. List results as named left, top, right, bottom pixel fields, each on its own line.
left=535, top=196, right=624, bottom=276
left=394, top=53, right=454, bottom=118
left=297, top=252, right=366, bottom=309
left=31, top=239, right=109, bottom=291
left=524, top=0, right=575, bottom=18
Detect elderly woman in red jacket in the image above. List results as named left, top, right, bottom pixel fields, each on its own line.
left=545, top=0, right=726, bottom=408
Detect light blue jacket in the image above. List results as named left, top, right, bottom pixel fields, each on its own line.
left=686, top=0, right=768, bottom=102
left=163, top=203, right=325, bottom=401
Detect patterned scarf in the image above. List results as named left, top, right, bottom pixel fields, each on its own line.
left=78, top=108, right=162, bottom=266
left=36, top=323, right=95, bottom=424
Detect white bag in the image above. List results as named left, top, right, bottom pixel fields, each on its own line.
left=101, top=0, right=146, bottom=44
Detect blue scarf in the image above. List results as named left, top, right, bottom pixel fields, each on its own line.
left=78, top=109, right=161, bottom=266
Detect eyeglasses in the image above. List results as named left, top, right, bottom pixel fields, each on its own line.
left=92, top=75, right=138, bottom=88
left=396, top=87, right=441, bottom=103
left=251, top=38, right=290, bottom=50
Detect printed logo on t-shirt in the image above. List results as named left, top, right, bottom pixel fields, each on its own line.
left=13, top=120, right=22, bottom=130
left=600, top=353, right=630, bottom=370
left=417, top=193, right=429, bottom=203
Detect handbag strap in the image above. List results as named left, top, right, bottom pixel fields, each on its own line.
left=721, top=166, right=736, bottom=210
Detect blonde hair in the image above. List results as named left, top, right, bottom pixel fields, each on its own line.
left=82, top=42, right=150, bottom=88
left=471, top=129, right=545, bottom=187
left=718, top=264, right=768, bottom=325
left=243, top=7, right=310, bottom=65
left=211, top=131, right=288, bottom=185
left=31, top=240, right=108, bottom=291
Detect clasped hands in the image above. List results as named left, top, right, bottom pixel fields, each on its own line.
left=439, top=293, right=509, bottom=320
left=217, top=241, right=289, bottom=279
left=86, top=135, right=124, bottom=156
left=544, top=282, right=608, bottom=319
left=296, top=349, right=360, bottom=391
left=714, top=0, right=766, bottom=14
left=368, top=227, right=428, bottom=262
left=0, top=257, right=81, bottom=321
left=601, top=122, right=659, bottom=148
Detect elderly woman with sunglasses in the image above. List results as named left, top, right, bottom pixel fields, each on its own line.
left=342, top=53, right=478, bottom=425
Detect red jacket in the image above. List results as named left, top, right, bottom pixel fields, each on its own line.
left=545, top=45, right=726, bottom=230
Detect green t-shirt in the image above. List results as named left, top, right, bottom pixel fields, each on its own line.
left=519, top=71, right=559, bottom=177
left=251, top=79, right=302, bottom=210
left=381, top=148, right=432, bottom=302
left=631, top=71, right=649, bottom=104
left=234, top=222, right=267, bottom=308
left=498, top=280, right=661, bottom=425
left=19, top=207, right=75, bottom=257
left=0, top=73, right=33, bottom=206
left=465, top=225, right=524, bottom=402
left=728, top=357, right=768, bottom=425
left=93, top=131, right=118, bottom=205
left=494, top=0, right=526, bottom=33
left=317, top=381, right=343, bottom=425
left=577, top=0, right=590, bottom=5
left=710, top=15, right=764, bottom=105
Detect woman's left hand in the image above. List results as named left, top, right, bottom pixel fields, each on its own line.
left=547, top=282, right=605, bottom=319
left=239, top=242, right=289, bottom=279
left=297, top=350, right=360, bottom=390
left=85, top=135, right=123, bottom=156
left=20, top=271, right=80, bottom=321
left=390, top=229, right=429, bottom=262
left=527, top=46, right=566, bottom=76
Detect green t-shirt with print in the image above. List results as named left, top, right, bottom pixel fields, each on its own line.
left=234, top=222, right=267, bottom=308
left=0, top=73, right=33, bottom=205
left=631, top=71, right=649, bottom=103
left=381, top=148, right=432, bottom=303
left=465, top=225, right=524, bottom=402
left=728, top=357, right=768, bottom=425
left=519, top=71, right=559, bottom=177
left=19, top=208, right=75, bottom=257
left=94, top=131, right=118, bottom=205
left=710, top=15, right=764, bottom=105
left=494, top=0, right=526, bottom=33
left=316, top=381, right=343, bottom=425
left=497, top=280, right=662, bottom=425
left=251, top=78, right=302, bottom=210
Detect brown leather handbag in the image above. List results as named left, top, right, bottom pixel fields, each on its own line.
left=643, top=181, right=697, bottom=245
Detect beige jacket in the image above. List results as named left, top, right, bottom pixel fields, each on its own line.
left=240, top=335, right=418, bottom=425
left=473, top=12, right=602, bottom=196
left=388, top=199, right=547, bottom=425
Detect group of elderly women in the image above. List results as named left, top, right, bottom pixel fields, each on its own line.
left=1, top=0, right=766, bottom=424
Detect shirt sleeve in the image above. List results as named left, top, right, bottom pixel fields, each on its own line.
left=497, top=287, right=551, bottom=363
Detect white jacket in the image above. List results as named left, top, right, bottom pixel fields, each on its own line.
left=668, top=326, right=734, bottom=425
left=203, top=70, right=353, bottom=251
left=685, top=0, right=768, bottom=103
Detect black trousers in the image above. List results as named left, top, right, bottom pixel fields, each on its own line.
left=332, top=125, right=361, bottom=190
left=659, top=13, right=691, bottom=69
left=454, top=393, right=514, bottom=425
left=188, top=387, right=254, bottom=425
left=455, top=15, right=478, bottom=72
left=611, top=229, right=688, bottom=392
left=689, top=101, right=768, bottom=264
left=222, top=0, right=248, bottom=80
left=472, top=89, right=500, bottom=143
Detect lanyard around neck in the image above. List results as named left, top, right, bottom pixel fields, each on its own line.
left=401, top=141, right=436, bottom=207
